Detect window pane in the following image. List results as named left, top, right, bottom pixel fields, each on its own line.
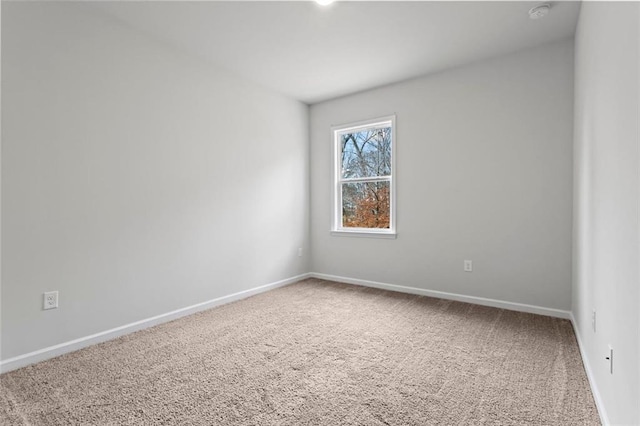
left=341, top=126, right=391, bottom=179
left=342, top=181, right=390, bottom=228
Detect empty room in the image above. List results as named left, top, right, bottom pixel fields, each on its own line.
left=1, top=0, right=638, bottom=425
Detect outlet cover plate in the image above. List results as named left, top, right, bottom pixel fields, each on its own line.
left=43, top=291, right=59, bottom=310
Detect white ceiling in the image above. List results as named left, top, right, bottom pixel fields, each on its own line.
left=90, top=1, right=581, bottom=104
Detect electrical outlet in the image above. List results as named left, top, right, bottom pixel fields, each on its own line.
left=605, top=345, right=613, bottom=374
left=298, top=247, right=303, bottom=257
left=464, top=260, right=473, bottom=272
left=43, top=291, right=59, bottom=310
left=592, top=310, right=596, bottom=332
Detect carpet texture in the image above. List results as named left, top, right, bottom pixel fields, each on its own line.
left=0, top=278, right=599, bottom=425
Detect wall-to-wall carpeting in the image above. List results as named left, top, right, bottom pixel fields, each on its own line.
left=0, top=279, right=599, bottom=425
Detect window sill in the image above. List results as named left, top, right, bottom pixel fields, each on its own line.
left=331, top=230, right=397, bottom=239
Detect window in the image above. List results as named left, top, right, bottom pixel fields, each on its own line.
left=332, top=115, right=396, bottom=238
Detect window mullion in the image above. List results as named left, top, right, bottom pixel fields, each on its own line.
left=339, top=176, right=391, bottom=184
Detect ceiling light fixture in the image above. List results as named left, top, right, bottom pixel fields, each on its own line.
left=316, top=0, right=335, bottom=6
left=528, top=4, right=551, bottom=20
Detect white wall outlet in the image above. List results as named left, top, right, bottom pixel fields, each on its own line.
left=43, top=291, right=59, bottom=310
left=464, top=260, right=473, bottom=272
left=592, top=309, right=596, bottom=332
left=605, top=345, right=613, bottom=374
left=298, top=247, right=303, bottom=257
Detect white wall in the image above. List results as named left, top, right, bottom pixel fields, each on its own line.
left=0, top=1, right=3, bottom=363
left=573, top=2, right=640, bottom=425
left=1, top=2, right=309, bottom=360
left=310, top=39, right=575, bottom=311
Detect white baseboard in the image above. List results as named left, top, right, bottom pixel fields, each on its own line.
left=2, top=271, right=606, bottom=424
left=310, top=272, right=571, bottom=319
left=569, top=313, right=609, bottom=426
left=310, top=273, right=609, bottom=422
left=0, top=273, right=310, bottom=374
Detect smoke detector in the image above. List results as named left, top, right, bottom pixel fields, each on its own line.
left=529, top=4, right=551, bottom=20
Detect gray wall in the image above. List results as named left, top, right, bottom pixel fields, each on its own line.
left=573, top=2, right=639, bottom=425
left=1, top=3, right=309, bottom=360
left=310, top=39, right=575, bottom=310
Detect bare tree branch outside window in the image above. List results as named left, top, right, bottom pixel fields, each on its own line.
left=339, top=126, right=392, bottom=229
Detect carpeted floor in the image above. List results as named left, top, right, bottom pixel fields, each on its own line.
left=0, top=278, right=599, bottom=425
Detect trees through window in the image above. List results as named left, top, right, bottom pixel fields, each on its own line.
left=333, top=116, right=396, bottom=236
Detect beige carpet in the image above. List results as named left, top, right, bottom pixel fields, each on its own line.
left=0, top=278, right=599, bottom=425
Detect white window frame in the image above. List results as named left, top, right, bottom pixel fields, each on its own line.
left=331, top=115, right=397, bottom=239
